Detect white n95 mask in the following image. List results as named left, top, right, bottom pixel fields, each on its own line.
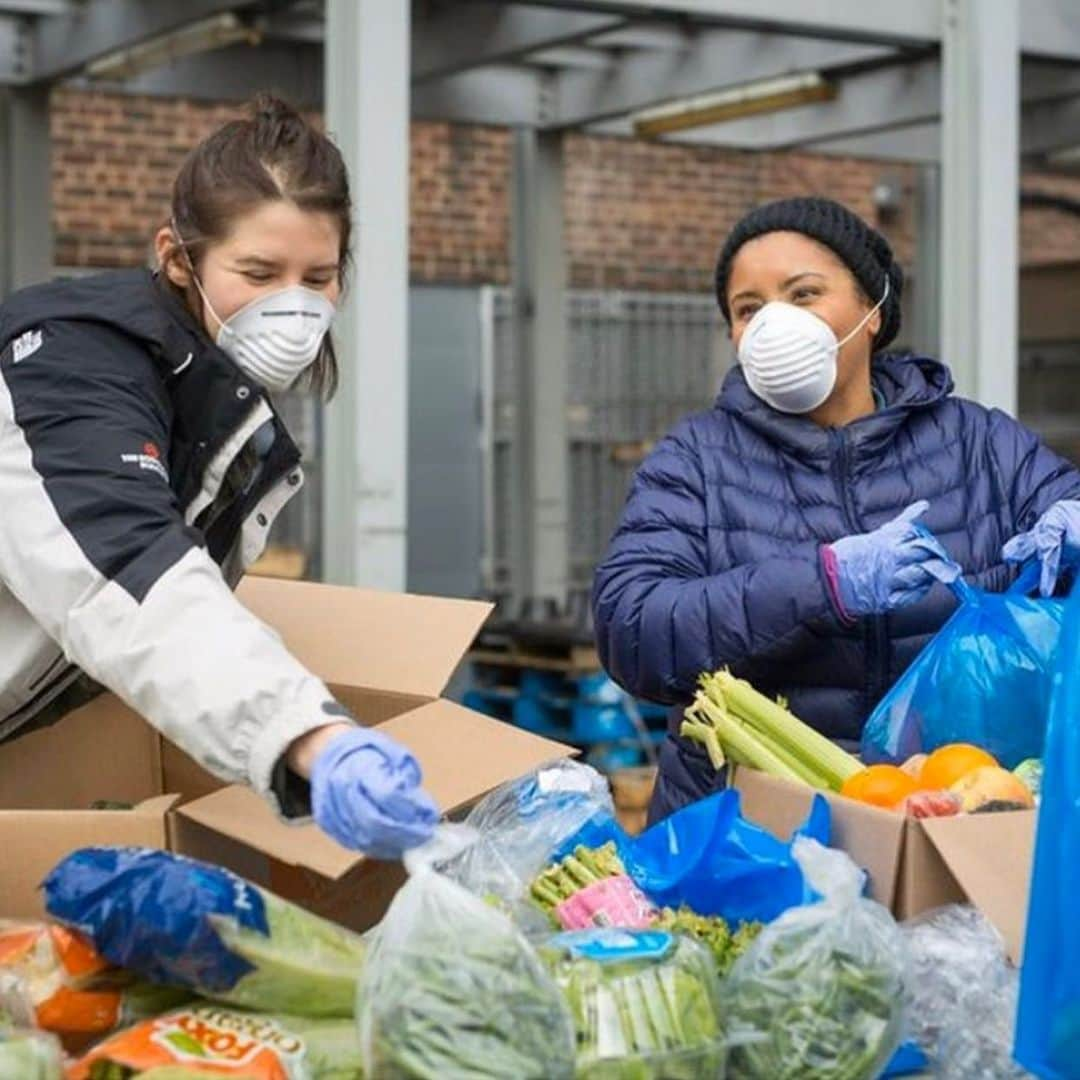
left=737, top=279, right=890, bottom=414
left=204, top=283, right=336, bottom=394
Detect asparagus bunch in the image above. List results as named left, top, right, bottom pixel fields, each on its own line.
left=530, top=842, right=627, bottom=914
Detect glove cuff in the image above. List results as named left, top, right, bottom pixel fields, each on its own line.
left=820, top=544, right=857, bottom=627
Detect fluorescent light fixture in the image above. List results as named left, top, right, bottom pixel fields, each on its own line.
left=85, top=12, right=261, bottom=82
left=632, top=71, right=835, bottom=138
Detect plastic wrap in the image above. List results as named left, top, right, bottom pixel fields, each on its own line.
left=903, top=905, right=1030, bottom=1079
left=0, top=1026, right=63, bottom=1079
left=43, top=847, right=366, bottom=1017
left=357, top=826, right=576, bottom=1078
left=863, top=557, right=1063, bottom=769
left=0, top=921, right=190, bottom=1051
left=722, top=837, right=907, bottom=1080
left=539, top=928, right=726, bottom=1078
left=66, top=1002, right=362, bottom=1079
left=443, top=760, right=615, bottom=927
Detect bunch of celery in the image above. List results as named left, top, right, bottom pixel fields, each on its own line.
left=681, top=670, right=861, bottom=791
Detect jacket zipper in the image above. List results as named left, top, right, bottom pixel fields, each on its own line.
left=829, top=429, right=887, bottom=707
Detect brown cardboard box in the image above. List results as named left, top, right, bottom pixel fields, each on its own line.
left=0, top=576, right=571, bottom=928
left=731, top=767, right=1034, bottom=962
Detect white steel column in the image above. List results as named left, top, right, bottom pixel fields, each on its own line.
left=511, top=128, right=569, bottom=616
left=0, top=87, right=52, bottom=296
left=940, top=0, right=1019, bottom=412
left=322, top=0, right=410, bottom=588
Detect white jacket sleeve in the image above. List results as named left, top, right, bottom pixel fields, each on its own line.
left=0, top=321, right=341, bottom=817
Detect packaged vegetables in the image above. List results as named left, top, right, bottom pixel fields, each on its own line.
left=538, top=929, right=726, bottom=1079
left=357, top=826, right=576, bottom=1079
left=0, top=921, right=190, bottom=1051
left=67, top=1002, right=363, bottom=1079
left=43, top=848, right=366, bottom=1018
left=722, top=838, right=906, bottom=1080
left=0, top=1025, right=63, bottom=1079
left=530, top=842, right=657, bottom=931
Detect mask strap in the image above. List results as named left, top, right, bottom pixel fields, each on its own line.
left=836, top=276, right=890, bottom=349
left=170, top=216, right=229, bottom=336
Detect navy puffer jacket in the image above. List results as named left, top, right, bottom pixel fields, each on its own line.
left=592, top=354, right=1080, bottom=820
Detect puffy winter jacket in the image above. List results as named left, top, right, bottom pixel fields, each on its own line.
left=0, top=269, right=342, bottom=818
left=592, top=354, right=1080, bottom=820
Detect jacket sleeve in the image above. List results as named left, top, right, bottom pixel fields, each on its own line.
left=0, top=321, right=343, bottom=818
left=988, top=408, right=1080, bottom=533
left=591, top=429, right=841, bottom=705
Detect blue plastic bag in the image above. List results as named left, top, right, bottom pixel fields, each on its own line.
left=557, top=787, right=830, bottom=926
left=862, top=559, right=1064, bottom=769
left=1015, top=585, right=1080, bottom=1078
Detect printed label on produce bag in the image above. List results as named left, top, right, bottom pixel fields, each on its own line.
left=553, top=875, right=657, bottom=930
left=68, top=1004, right=307, bottom=1079
left=551, top=929, right=676, bottom=963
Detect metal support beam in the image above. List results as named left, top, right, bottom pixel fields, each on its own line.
left=911, top=164, right=941, bottom=356
left=412, top=2, right=626, bottom=83
left=0, top=86, right=51, bottom=297
left=551, top=27, right=893, bottom=129
left=651, top=59, right=1080, bottom=152
left=28, top=0, right=263, bottom=84
left=510, top=128, right=569, bottom=617
left=941, top=0, right=1019, bottom=412
left=321, top=0, right=409, bottom=590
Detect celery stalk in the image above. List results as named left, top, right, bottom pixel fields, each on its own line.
left=713, top=670, right=862, bottom=789
left=684, top=692, right=807, bottom=786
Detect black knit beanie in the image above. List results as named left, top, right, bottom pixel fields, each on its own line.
left=714, top=197, right=904, bottom=350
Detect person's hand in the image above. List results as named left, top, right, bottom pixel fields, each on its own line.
left=825, top=501, right=956, bottom=617
left=1002, top=499, right=1080, bottom=597
left=310, top=727, right=439, bottom=858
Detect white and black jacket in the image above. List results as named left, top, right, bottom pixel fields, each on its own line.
left=0, top=269, right=343, bottom=817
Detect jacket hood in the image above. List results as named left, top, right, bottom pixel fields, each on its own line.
left=0, top=269, right=205, bottom=366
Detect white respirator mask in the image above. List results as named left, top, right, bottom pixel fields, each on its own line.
left=737, top=278, right=890, bottom=414
left=172, top=220, right=337, bottom=393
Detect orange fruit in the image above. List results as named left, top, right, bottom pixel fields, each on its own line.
left=919, top=744, right=998, bottom=791
left=840, top=765, right=920, bottom=809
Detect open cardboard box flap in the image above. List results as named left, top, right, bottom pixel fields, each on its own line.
left=731, top=767, right=907, bottom=907
left=174, top=698, right=573, bottom=880
left=236, top=575, right=492, bottom=701
left=918, top=811, right=1035, bottom=963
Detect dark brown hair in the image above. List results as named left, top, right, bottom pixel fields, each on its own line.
left=162, top=92, right=352, bottom=398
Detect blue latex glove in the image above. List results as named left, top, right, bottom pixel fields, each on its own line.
left=1002, top=499, right=1080, bottom=597
left=827, top=500, right=957, bottom=616
left=311, top=727, right=439, bottom=858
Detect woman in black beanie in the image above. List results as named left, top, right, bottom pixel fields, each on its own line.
left=593, top=196, right=1080, bottom=822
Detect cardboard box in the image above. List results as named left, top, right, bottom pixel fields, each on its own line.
left=732, top=767, right=1034, bottom=962
left=0, top=576, right=571, bottom=928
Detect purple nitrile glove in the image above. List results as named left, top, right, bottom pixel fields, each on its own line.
left=825, top=500, right=958, bottom=618
left=311, top=727, right=439, bottom=859
left=1002, top=499, right=1080, bottom=597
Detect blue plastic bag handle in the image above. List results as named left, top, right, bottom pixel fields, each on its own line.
left=910, top=523, right=973, bottom=602
left=912, top=524, right=1052, bottom=602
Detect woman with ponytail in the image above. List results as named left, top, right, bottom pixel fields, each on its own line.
left=0, top=95, right=437, bottom=857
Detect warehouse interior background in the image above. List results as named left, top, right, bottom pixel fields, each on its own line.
left=4, top=1, right=1080, bottom=693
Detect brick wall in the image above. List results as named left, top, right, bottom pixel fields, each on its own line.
left=50, top=88, right=1080, bottom=287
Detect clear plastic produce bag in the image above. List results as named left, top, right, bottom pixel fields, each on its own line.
left=443, top=760, right=615, bottom=929
left=539, top=928, right=726, bottom=1078
left=904, top=905, right=1030, bottom=1079
left=0, top=1026, right=63, bottom=1079
left=357, top=825, right=576, bottom=1079
left=722, top=837, right=907, bottom=1080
